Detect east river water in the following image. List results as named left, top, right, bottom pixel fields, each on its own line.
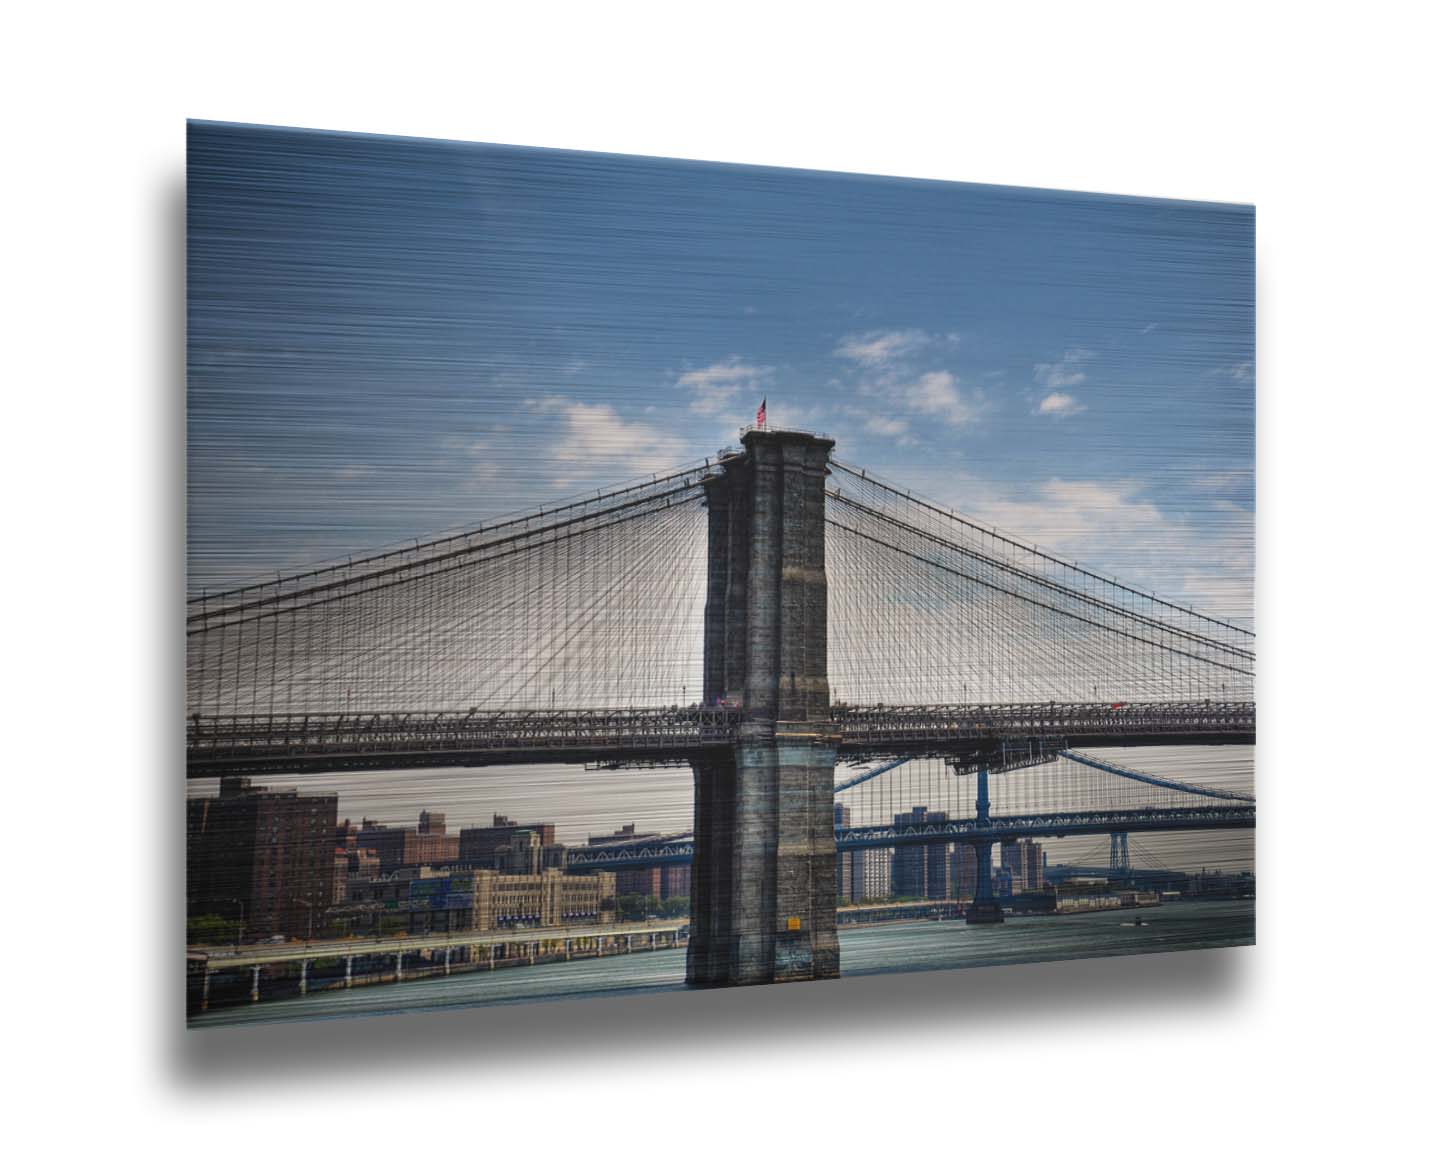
left=191, top=899, right=1254, bottom=1029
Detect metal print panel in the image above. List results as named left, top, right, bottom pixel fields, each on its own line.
left=185, top=121, right=1255, bottom=1026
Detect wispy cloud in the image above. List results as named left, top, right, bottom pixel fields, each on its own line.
left=976, top=480, right=1252, bottom=621
left=1033, top=347, right=1092, bottom=418
left=676, top=357, right=772, bottom=415
left=907, top=370, right=979, bottom=428
left=864, top=414, right=912, bottom=440
left=1033, top=347, right=1092, bottom=392
left=834, top=329, right=930, bottom=366
left=864, top=461, right=1254, bottom=623
left=829, top=328, right=991, bottom=437
left=972, top=479, right=1167, bottom=553
left=528, top=396, right=691, bottom=484
left=1037, top=392, right=1084, bottom=417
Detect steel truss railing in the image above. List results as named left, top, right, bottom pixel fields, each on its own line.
left=831, top=700, right=1257, bottom=751
left=186, top=706, right=742, bottom=776
left=186, top=699, right=1255, bottom=775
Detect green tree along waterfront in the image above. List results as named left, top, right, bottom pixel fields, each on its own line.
left=618, top=895, right=691, bottom=921
left=186, top=915, right=243, bottom=947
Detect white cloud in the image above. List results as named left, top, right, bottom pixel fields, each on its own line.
left=1033, top=347, right=1092, bottom=392
left=1037, top=391, right=1085, bottom=417
left=1032, top=347, right=1093, bottom=419
left=834, top=329, right=930, bottom=366
left=972, top=480, right=1252, bottom=622
left=676, top=357, right=772, bottom=414
left=528, top=396, right=691, bottom=484
left=907, top=370, right=978, bottom=427
left=843, top=369, right=983, bottom=438
left=971, top=479, right=1167, bottom=554
left=864, top=414, right=911, bottom=439
left=831, top=329, right=988, bottom=434
left=860, top=462, right=1254, bottom=624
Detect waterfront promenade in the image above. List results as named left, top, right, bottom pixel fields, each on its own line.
left=189, top=918, right=688, bottom=1014
left=189, top=901, right=1255, bottom=1028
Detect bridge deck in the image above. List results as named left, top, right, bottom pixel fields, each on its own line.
left=187, top=701, right=1254, bottom=776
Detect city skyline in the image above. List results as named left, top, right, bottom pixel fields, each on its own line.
left=185, top=742, right=1254, bottom=876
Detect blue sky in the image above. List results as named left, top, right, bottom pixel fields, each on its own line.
left=188, top=121, right=1254, bottom=623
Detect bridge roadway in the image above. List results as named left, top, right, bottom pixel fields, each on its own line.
left=186, top=700, right=1255, bottom=776
left=562, top=804, right=1257, bottom=871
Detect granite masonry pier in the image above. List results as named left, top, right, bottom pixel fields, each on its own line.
left=688, top=429, right=840, bottom=986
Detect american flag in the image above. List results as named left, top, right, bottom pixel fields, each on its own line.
left=756, top=396, right=767, bottom=427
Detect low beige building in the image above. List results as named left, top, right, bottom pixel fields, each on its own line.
left=474, top=868, right=617, bottom=930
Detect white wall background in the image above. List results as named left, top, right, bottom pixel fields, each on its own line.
left=5, top=2, right=1435, bottom=1147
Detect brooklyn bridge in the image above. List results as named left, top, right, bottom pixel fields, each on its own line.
left=187, top=428, right=1256, bottom=987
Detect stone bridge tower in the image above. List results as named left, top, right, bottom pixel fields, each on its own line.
left=689, top=429, right=839, bottom=985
